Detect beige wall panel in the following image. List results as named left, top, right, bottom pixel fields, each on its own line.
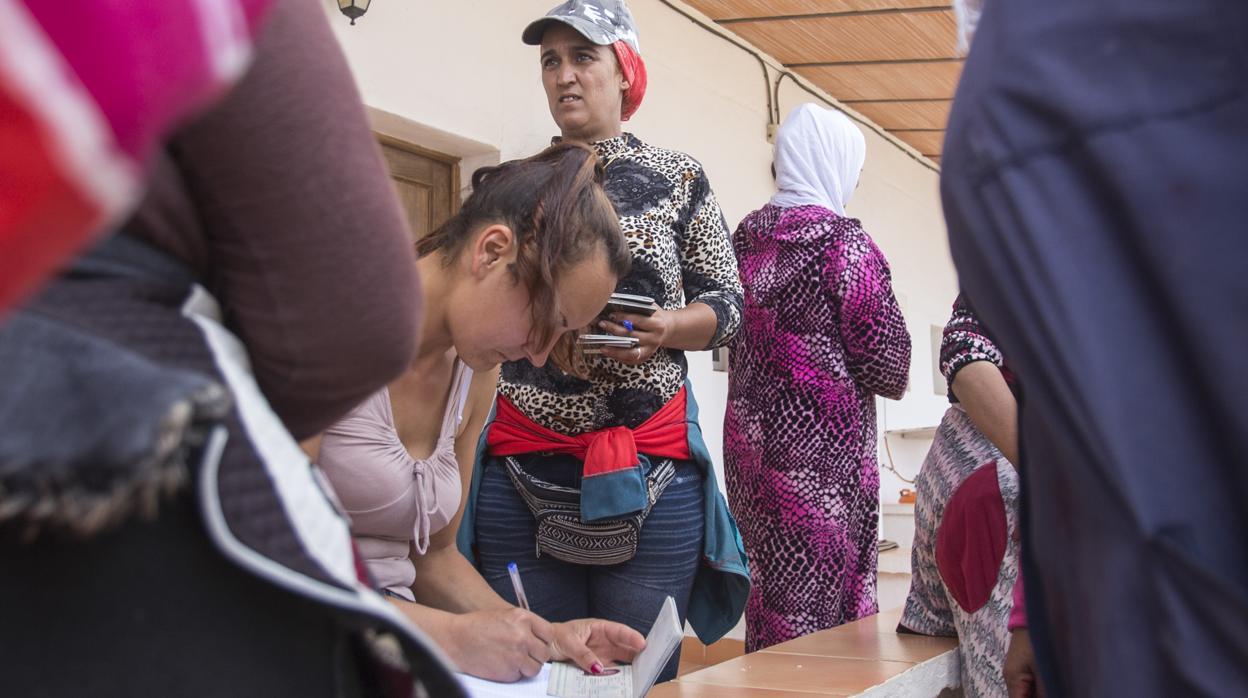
left=685, top=0, right=949, bottom=21
left=851, top=100, right=951, bottom=130
left=892, top=130, right=945, bottom=156
left=797, top=61, right=962, bottom=100
left=725, top=10, right=958, bottom=64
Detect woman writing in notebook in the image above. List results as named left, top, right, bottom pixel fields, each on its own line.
left=312, top=144, right=645, bottom=682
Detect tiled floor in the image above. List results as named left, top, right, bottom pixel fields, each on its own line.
left=678, top=568, right=914, bottom=676
left=679, top=652, right=917, bottom=695
left=664, top=607, right=958, bottom=697
left=765, top=618, right=957, bottom=664
left=651, top=685, right=811, bottom=697
left=670, top=545, right=939, bottom=694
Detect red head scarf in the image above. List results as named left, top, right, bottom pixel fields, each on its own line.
left=610, top=40, right=647, bottom=121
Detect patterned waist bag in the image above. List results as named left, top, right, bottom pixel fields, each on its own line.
left=503, top=456, right=676, bottom=566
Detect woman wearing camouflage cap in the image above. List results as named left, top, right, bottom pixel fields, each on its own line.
left=457, top=0, right=750, bottom=682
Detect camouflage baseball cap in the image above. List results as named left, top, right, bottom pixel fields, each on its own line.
left=522, top=0, right=641, bottom=54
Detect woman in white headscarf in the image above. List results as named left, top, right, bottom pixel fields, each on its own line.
left=724, top=103, right=912, bottom=651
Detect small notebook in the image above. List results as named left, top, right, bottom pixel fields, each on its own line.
left=457, top=665, right=551, bottom=698
left=456, top=596, right=682, bottom=698
left=547, top=596, right=682, bottom=698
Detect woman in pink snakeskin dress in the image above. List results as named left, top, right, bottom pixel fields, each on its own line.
left=725, top=103, right=912, bottom=652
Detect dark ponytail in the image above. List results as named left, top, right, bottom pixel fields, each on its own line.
left=416, top=142, right=629, bottom=373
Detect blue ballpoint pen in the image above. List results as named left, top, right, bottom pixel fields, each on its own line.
left=507, top=561, right=531, bottom=611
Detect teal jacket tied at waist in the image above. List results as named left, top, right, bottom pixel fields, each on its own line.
left=457, top=382, right=750, bottom=645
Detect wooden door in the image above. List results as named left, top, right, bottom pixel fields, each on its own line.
left=378, top=136, right=460, bottom=242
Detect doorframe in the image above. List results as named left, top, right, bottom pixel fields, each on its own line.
left=366, top=106, right=500, bottom=205
left=375, top=134, right=462, bottom=217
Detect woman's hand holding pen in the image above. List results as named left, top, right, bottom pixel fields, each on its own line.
left=503, top=563, right=644, bottom=678
left=550, top=619, right=646, bottom=675
left=445, top=607, right=554, bottom=682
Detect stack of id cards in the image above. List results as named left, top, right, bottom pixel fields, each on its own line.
left=576, top=334, right=639, bottom=355
left=602, top=292, right=658, bottom=317
left=578, top=292, right=656, bottom=355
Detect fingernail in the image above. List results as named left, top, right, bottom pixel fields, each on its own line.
left=590, top=662, right=603, bottom=675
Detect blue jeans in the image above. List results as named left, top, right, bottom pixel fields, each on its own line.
left=475, top=454, right=705, bottom=683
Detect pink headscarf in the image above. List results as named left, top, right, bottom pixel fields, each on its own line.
left=611, top=40, right=647, bottom=121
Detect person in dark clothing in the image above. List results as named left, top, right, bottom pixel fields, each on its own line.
left=0, top=1, right=462, bottom=695
left=942, top=0, right=1248, bottom=695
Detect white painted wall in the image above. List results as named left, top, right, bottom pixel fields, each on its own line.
left=325, top=0, right=957, bottom=499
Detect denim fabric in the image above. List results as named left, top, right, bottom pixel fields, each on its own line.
left=459, top=382, right=749, bottom=645
left=475, top=454, right=704, bottom=683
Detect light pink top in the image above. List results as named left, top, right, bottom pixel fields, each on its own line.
left=319, top=360, right=473, bottom=600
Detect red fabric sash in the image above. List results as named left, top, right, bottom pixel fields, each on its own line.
left=936, top=461, right=1009, bottom=614
left=488, top=387, right=690, bottom=477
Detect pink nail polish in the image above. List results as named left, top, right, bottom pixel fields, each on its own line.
left=590, top=662, right=604, bottom=675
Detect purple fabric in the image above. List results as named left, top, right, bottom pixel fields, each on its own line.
left=725, top=203, right=911, bottom=652
left=0, top=0, right=272, bottom=316
left=23, top=0, right=271, bottom=160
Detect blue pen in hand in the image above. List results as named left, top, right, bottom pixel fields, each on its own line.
left=507, top=562, right=531, bottom=611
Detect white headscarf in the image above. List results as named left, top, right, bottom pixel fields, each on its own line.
left=952, top=0, right=985, bottom=52
left=769, top=103, right=867, bottom=216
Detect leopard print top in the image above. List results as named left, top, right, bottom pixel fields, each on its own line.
left=499, top=133, right=743, bottom=434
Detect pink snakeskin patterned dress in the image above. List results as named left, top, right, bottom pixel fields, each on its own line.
left=725, top=203, right=911, bottom=652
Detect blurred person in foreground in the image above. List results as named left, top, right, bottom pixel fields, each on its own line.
left=0, top=2, right=463, bottom=695
left=0, top=0, right=273, bottom=316
left=943, top=0, right=1248, bottom=695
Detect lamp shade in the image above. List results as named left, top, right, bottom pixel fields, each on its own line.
left=337, top=0, right=371, bottom=25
